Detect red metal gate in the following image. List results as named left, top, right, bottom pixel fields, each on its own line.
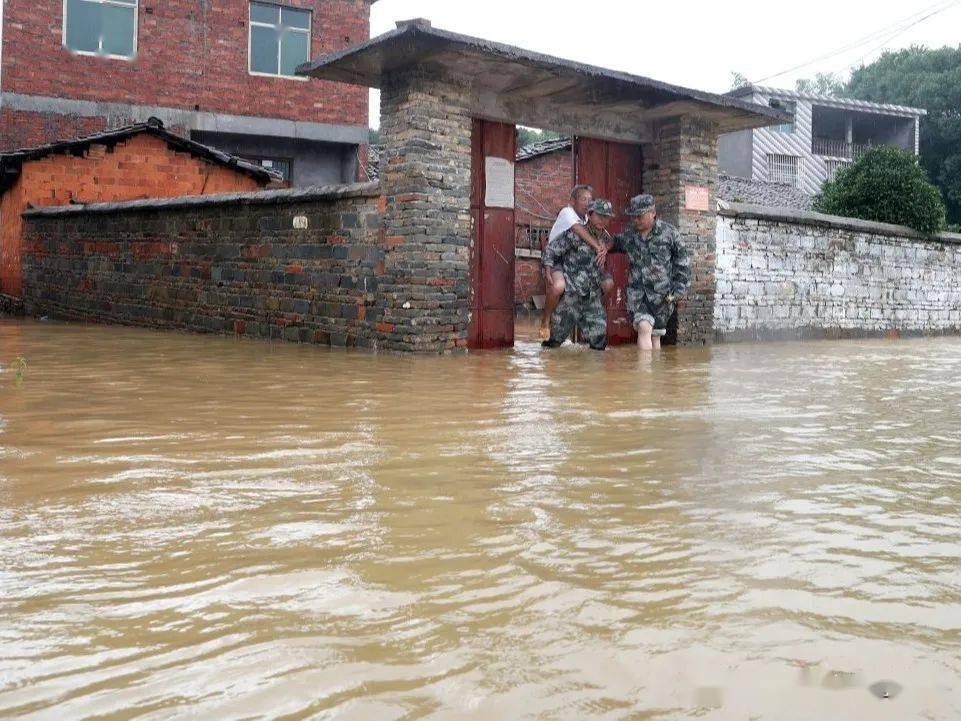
left=469, top=119, right=517, bottom=349
left=574, top=138, right=643, bottom=345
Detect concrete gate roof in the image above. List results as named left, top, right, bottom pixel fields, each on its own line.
left=298, top=19, right=789, bottom=144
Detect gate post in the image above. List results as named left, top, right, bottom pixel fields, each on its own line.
left=643, top=116, right=719, bottom=346
left=377, top=68, right=474, bottom=352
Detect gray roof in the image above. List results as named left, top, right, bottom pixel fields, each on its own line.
left=299, top=19, right=789, bottom=142
left=516, top=137, right=572, bottom=162
left=0, top=117, right=279, bottom=193
left=717, top=174, right=813, bottom=211
left=728, top=84, right=926, bottom=117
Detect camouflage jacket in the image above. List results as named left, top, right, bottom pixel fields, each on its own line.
left=612, top=220, right=691, bottom=303
left=543, top=223, right=605, bottom=298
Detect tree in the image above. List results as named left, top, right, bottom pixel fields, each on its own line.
left=516, top=127, right=562, bottom=149
left=846, top=45, right=961, bottom=224
left=814, top=146, right=946, bottom=235
left=794, top=72, right=844, bottom=96
left=729, top=71, right=749, bottom=91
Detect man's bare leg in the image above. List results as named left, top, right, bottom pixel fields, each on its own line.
left=540, top=269, right=566, bottom=340
left=636, top=320, right=654, bottom=351
left=601, top=277, right=614, bottom=305
left=652, top=335, right=662, bottom=349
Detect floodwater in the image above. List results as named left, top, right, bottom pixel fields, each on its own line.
left=1, top=318, right=960, bottom=721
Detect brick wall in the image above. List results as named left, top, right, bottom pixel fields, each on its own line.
left=378, top=69, right=473, bottom=352
left=21, top=185, right=391, bottom=347
left=1, top=0, right=369, bottom=147
left=513, top=149, right=570, bottom=307
left=0, top=110, right=108, bottom=151
left=1, top=133, right=265, bottom=296
left=643, top=116, right=719, bottom=346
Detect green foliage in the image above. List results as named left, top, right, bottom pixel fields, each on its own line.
left=517, top=127, right=562, bottom=149
left=368, top=128, right=381, bottom=145
left=794, top=72, right=844, bottom=96
left=729, top=71, right=749, bottom=91
left=846, top=45, right=961, bottom=224
left=814, top=146, right=946, bottom=234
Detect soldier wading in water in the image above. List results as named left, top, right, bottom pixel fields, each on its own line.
left=609, top=194, right=691, bottom=350
left=541, top=199, right=616, bottom=351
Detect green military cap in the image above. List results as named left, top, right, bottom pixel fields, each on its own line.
left=626, top=194, right=656, bottom=216
left=589, top=198, right=615, bottom=217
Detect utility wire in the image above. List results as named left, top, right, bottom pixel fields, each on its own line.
left=751, top=0, right=961, bottom=84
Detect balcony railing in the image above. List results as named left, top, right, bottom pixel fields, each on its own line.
left=812, top=137, right=874, bottom=160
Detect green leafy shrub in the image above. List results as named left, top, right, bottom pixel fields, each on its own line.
left=814, top=146, right=946, bottom=235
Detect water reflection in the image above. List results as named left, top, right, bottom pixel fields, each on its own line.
left=1, top=318, right=960, bottom=720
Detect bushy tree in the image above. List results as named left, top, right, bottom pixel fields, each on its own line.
left=794, top=72, right=844, bottom=96
left=517, top=127, right=562, bottom=149
left=814, top=146, right=946, bottom=234
left=846, top=45, right=961, bottom=224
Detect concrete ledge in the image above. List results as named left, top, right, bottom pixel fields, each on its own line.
left=718, top=200, right=961, bottom=244
left=715, top=325, right=961, bottom=344
left=0, top=294, right=25, bottom=316
left=23, top=181, right=382, bottom=218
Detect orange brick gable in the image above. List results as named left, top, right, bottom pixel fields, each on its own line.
left=1, top=133, right=264, bottom=297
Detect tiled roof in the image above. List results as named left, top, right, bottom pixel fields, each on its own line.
left=717, top=174, right=814, bottom=211
left=516, top=137, right=572, bottom=162
left=0, top=117, right=279, bottom=193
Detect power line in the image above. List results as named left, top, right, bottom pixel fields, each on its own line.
left=751, top=0, right=961, bottom=84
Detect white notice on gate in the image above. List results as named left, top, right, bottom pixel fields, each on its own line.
left=485, top=157, right=515, bottom=209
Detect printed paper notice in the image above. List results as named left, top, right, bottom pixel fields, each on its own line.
left=485, top=157, right=515, bottom=209
left=685, top=185, right=710, bottom=212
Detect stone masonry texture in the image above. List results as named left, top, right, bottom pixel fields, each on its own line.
left=1, top=134, right=265, bottom=297
left=0, top=0, right=370, bottom=150
left=715, top=206, right=961, bottom=341
left=20, top=185, right=391, bottom=348
left=378, top=69, right=473, bottom=352
left=643, top=116, right=719, bottom=346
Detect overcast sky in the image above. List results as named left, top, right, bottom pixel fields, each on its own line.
left=366, top=0, right=961, bottom=127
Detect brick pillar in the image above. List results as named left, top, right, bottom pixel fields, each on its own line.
left=643, top=116, right=719, bottom=346
left=377, top=69, right=473, bottom=352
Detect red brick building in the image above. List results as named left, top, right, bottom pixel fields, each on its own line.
left=514, top=138, right=572, bottom=308
left=0, top=120, right=275, bottom=297
left=0, top=0, right=373, bottom=186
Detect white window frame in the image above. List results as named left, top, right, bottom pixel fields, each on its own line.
left=62, top=0, right=139, bottom=61
left=248, top=2, right=311, bottom=81
left=767, top=153, right=800, bottom=188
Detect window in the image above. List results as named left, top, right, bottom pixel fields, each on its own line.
left=242, top=156, right=293, bottom=182
left=249, top=2, right=311, bottom=78
left=64, top=0, right=138, bottom=59
left=770, top=101, right=796, bottom=134
left=519, top=224, right=550, bottom=251
left=767, top=153, right=800, bottom=187
left=825, top=159, right=850, bottom=181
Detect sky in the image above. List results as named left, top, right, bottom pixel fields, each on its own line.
left=366, top=0, right=961, bottom=127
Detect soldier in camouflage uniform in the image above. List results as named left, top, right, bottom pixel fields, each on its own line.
left=541, top=199, right=615, bottom=351
left=610, top=194, right=691, bottom=350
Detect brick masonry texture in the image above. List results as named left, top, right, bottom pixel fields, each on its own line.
left=715, top=206, right=961, bottom=341
left=0, top=0, right=369, bottom=148
left=378, top=69, right=473, bottom=352
left=21, top=184, right=391, bottom=348
left=643, top=116, right=719, bottom=346
left=1, top=134, right=265, bottom=297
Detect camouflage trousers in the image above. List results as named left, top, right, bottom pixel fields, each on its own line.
left=627, top=288, right=674, bottom=337
left=546, top=291, right=608, bottom=350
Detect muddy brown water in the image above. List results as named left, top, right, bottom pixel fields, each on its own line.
left=1, top=318, right=960, bottom=720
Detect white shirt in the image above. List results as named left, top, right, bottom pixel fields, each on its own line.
left=548, top=206, right=585, bottom=243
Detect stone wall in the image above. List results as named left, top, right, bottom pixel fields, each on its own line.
left=20, top=183, right=397, bottom=348
left=643, top=116, right=719, bottom=346
left=378, top=69, right=473, bottom=352
left=715, top=203, right=961, bottom=341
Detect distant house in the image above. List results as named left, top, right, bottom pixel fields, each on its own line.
left=0, top=0, right=375, bottom=186
left=718, top=85, right=926, bottom=195
left=0, top=119, right=277, bottom=299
